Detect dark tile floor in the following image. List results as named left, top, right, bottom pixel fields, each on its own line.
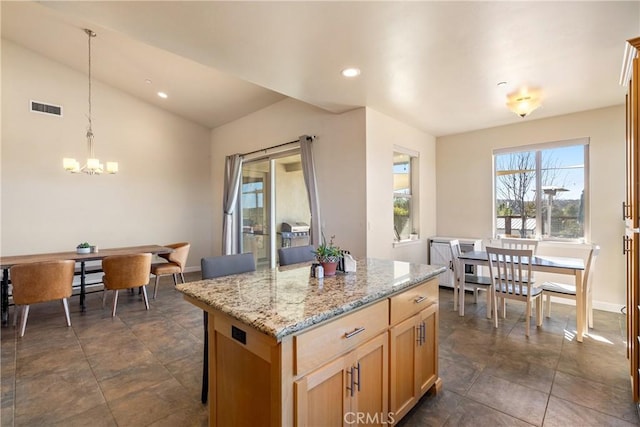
left=1, top=273, right=638, bottom=426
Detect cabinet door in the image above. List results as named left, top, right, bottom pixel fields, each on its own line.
left=351, top=333, right=389, bottom=426
left=430, top=242, right=453, bottom=287
left=389, top=304, right=439, bottom=422
left=389, top=314, right=419, bottom=419
left=416, top=304, right=438, bottom=395
left=627, top=45, right=640, bottom=404
left=295, top=355, right=349, bottom=427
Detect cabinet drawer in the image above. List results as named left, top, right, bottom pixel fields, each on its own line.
left=294, top=299, right=388, bottom=376
left=390, top=279, right=438, bottom=325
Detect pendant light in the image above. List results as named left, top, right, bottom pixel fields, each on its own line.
left=63, top=29, right=118, bottom=175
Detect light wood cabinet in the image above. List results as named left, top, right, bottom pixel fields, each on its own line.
left=623, top=36, right=640, bottom=404
left=295, top=332, right=388, bottom=426
left=389, top=303, right=438, bottom=420
left=186, top=276, right=441, bottom=426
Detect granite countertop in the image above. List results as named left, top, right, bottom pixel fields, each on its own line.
left=177, top=258, right=446, bottom=341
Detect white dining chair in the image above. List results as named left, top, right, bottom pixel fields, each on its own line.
left=449, top=240, right=493, bottom=317
left=500, top=237, right=539, bottom=253
left=540, top=245, right=600, bottom=328
left=486, top=246, right=543, bottom=337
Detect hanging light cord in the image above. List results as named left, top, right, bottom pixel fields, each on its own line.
left=85, top=29, right=96, bottom=158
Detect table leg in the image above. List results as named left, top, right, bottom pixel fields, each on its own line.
left=80, top=261, right=86, bottom=312
left=1, top=268, right=8, bottom=326
left=575, top=270, right=585, bottom=342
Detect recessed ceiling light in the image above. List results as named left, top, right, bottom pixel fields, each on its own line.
left=497, top=81, right=508, bottom=87
left=145, top=79, right=152, bottom=84
left=341, top=68, right=361, bottom=78
left=157, top=92, right=168, bottom=99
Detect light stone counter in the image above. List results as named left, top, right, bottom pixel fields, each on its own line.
left=176, top=257, right=446, bottom=341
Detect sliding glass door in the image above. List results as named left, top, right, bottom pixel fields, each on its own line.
left=240, top=152, right=310, bottom=268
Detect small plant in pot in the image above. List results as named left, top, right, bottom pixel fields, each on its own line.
left=76, top=242, right=91, bottom=254
left=313, top=235, right=343, bottom=276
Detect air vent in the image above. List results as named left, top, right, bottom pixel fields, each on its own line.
left=30, top=100, right=62, bottom=117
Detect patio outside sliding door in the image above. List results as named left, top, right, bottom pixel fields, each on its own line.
left=241, top=152, right=310, bottom=268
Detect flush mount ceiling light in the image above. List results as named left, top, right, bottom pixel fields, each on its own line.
left=341, top=67, right=361, bottom=78
left=506, top=89, right=542, bottom=118
left=63, top=29, right=118, bottom=175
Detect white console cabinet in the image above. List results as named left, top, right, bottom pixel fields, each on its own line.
left=428, top=237, right=482, bottom=288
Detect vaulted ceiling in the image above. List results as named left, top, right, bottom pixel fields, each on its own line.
left=3, top=1, right=639, bottom=136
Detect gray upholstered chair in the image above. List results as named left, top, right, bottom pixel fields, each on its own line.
left=278, top=245, right=316, bottom=266
left=102, top=253, right=152, bottom=316
left=10, top=260, right=75, bottom=337
left=200, top=252, right=255, bottom=404
left=150, top=242, right=190, bottom=299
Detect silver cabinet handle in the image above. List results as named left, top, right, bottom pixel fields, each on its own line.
left=346, top=366, right=354, bottom=397
left=344, top=327, right=366, bottom=339
left=354, top=362, right=361, bottom=392
left=414, top=296, right=427, bottom=304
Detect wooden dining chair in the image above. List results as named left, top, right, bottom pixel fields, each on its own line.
left=486, top=246, right=543, bottom=337
left=541, top=245, right=600, bottom=328
left=200, top=252, right=256, bottom=404
left=10, top=260, right=75, bottom=337
left=278, top=245, right=316, bottom=266
left=150, top=242, right=190, bottom=299
left=102, top=253, right=152, bottom=316
left=449, top=240, right=493, bottom=317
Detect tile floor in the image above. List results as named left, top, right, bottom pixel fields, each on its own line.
left=1, top=273, right=638, bottom=426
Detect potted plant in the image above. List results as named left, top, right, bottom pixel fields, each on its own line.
left=76, top=242, right=91, bottom=254
left=313, top=235, right=343, bottom=276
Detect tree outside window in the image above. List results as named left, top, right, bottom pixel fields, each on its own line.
left=495, top=142, right=586, bottom=240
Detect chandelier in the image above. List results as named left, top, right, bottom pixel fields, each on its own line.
left=506, top=89, right=542, bottom=118
left=63, top=29, right=118, bottom=175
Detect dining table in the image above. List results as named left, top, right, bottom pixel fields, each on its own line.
left=0, top=244, right=173, bottom=326
left=457, top=250, right=587, bottom=342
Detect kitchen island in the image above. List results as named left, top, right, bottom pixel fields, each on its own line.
left=177, top=258, right=446, bottom=426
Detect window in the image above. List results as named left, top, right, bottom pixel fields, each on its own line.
left=494, top=138, right=588, bottom=241
left=393, top=149, right=419, bottom=241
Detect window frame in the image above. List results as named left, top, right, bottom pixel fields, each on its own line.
left=492, top=137, right=589, bottom=243
left=393, top=146, right=420, bottom=243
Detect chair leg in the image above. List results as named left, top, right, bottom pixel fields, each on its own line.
left=453, top=278, right=458, bottom=312
left=588, top=290, right=594, bottom=329
left=111, top=290, right=119, bottom=317
left=493, top=292, right=499, bottom=329
left=202, top=311, right=208, bottom=404
left=485, top=288, right=492, bottom=319
left=172, top=274, right=178, bottom=286
left=536, top=296, right=543, bottom=327
left=153, top=275, right=161, bottom=299
left=62, top=298, right=71, bottom=327
left=525, top=300, right=531, bottom=337
left=141, top=286, right=149, bottom=310
left=545, top=294, right=551, bottom=318
left=473, top=288, right=478, bottom=304
left=19, top=305, right=30, bottom=337
left=180, top=272, right=186, bottom=283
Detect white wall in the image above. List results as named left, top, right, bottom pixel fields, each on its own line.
left=436, top=106, right=626, bottom=310
left=1, top=40, right=213, bottom=269
left=365, top=108, right=437, bottom=264
left=210, top=98, right=367, bottom=257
